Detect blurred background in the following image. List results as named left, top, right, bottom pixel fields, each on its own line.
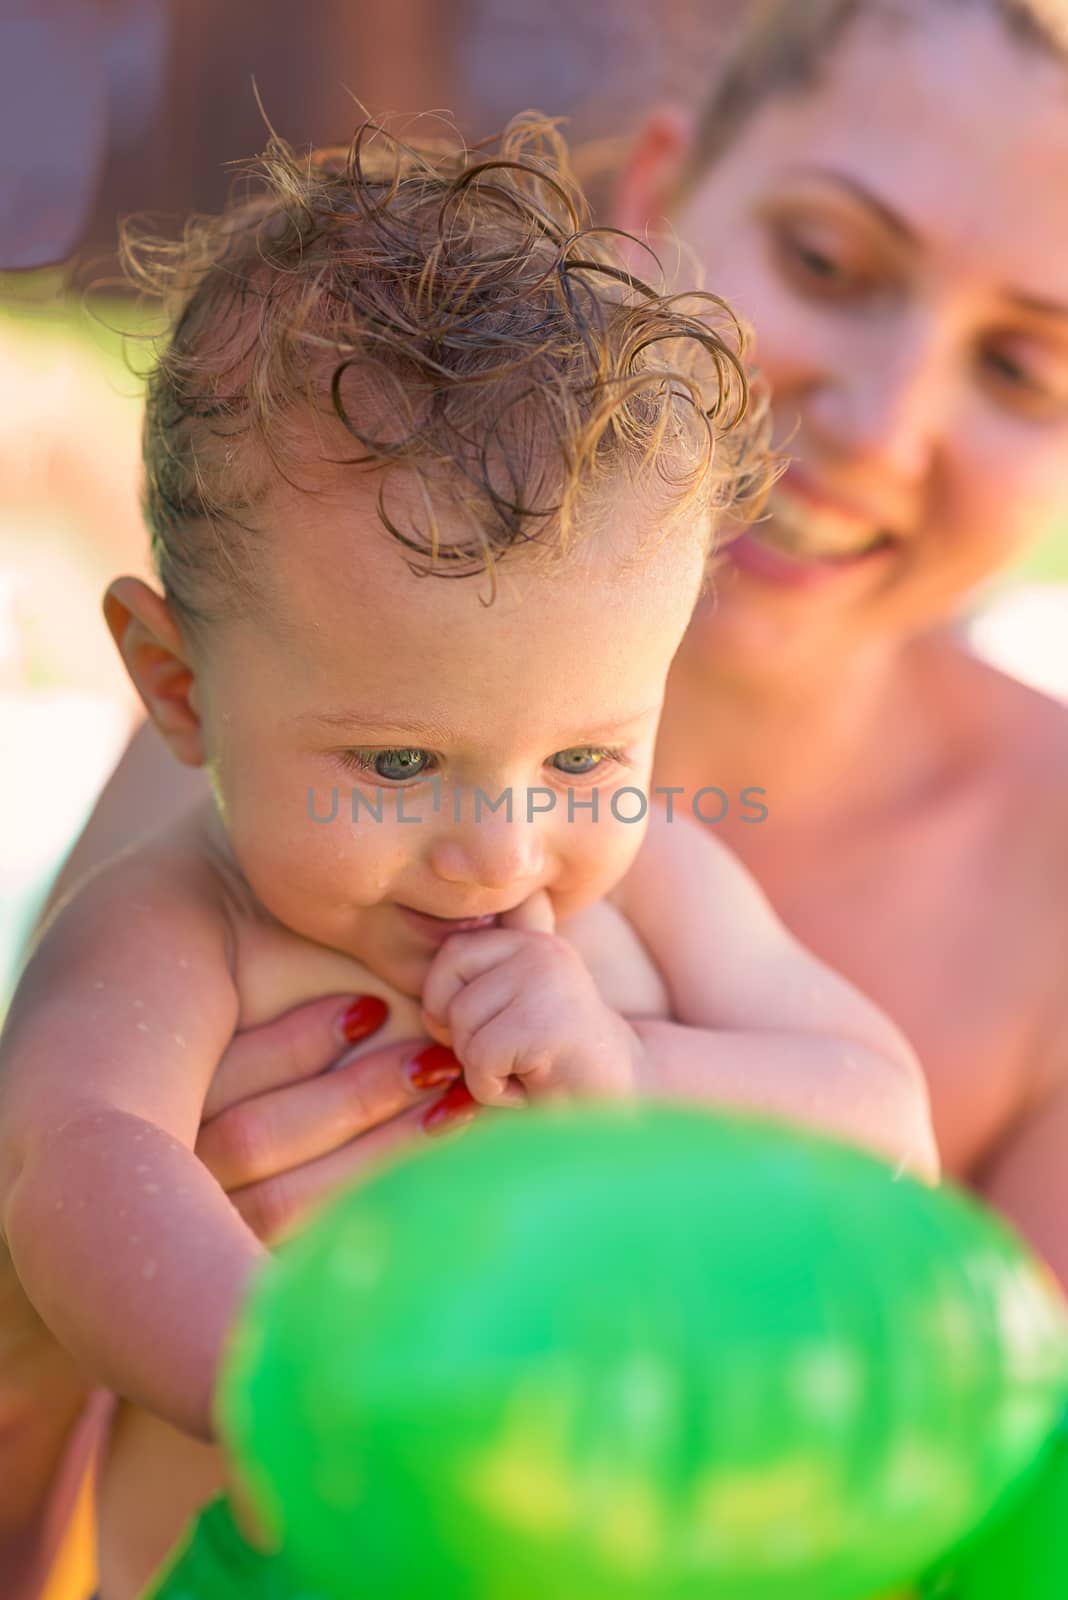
left=2, top=0, right=1067, bottom=1010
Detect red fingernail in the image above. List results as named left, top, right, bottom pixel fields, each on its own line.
left=340, top=995, right=389, bottom=1043
left=421, top=1080, right=479, bottom=1134
left=407, top=1043, right=463, bottom=1090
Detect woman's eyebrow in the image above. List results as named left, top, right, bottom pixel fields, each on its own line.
left=783, top=167, right=1068, bottom=324
left=1004, top=289, right=1068, bottom=325
left=781, top=165, right=920, bottom=247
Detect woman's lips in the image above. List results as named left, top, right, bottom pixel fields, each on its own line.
left=725, top=480, right=897, bottom=589
left=778, top=467, right=888, bottom=525
left=396, top=906, right=501, bottom=943
left=724, top=528, right=891, bottom=588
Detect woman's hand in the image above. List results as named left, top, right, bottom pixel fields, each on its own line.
left=195, top=992, right=475, bottom=1242
left=0, top=1234, right=92, bottom=1540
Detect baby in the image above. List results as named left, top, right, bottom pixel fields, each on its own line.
left=0, top=119, right=936, bottom=1598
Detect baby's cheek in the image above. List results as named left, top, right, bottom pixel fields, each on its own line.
left=558, top=803, right=648, bottom=904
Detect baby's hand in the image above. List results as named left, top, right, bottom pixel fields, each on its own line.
left=421, top=892, right=644, bottom=1106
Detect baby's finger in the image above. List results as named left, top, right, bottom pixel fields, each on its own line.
left=204, top=993, right=389, bottom=1120
left=421, top=928, right=525, bottom=1033
left=499, top=888, right=555, bottom=935
left=434, top=967, right=525, bottom=1102
left=198, top=1036, right=457, bottom=1190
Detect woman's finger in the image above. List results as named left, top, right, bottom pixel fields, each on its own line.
left=203, top=993, right=389, bottom=1120
left=227, top=1096, right=454, bottom=1244
left=197, top=1036, right=460, bottom=1191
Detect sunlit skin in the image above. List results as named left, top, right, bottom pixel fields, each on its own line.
left=0, top=448, right=930, bottom=1597
left=16, top=10, right=1068, bottom=1588
left=618, top=0, right=1068, bottom=1241
left=192, top=471, right=691, bottom=1002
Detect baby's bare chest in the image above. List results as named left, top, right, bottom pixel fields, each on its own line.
left=228, top=896, right=668, bottom=1045
left=97, top=895, right=666, bottom=1595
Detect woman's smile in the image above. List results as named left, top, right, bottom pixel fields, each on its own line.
left=728, top=470, right=902, bottom=588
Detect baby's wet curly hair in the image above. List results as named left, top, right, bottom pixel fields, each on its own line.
left=121, top=115, right=774, bottom=628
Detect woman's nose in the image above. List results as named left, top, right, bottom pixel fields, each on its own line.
left=810, top=318, right=955, bottom=489
left=428, top=813, right=546, bottom=893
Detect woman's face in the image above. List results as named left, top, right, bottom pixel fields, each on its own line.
left=623, top=2, right=1068, bottom=671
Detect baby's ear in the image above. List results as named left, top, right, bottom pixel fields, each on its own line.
left=104, top=577, right=205, bottom=767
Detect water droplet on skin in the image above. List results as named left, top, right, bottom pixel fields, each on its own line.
left=128, top=1234, right=141, bottom=1245
left=54, top=1200, right=64, bottom=1211
left=132, top=999, right=144, bottom=1009
left=142, top=1260, right=158, bottom=1280
left=143, top=1183, right=160, bottom=1194
left=135, top=1164, right=151, bottom=1175
left=136, top=1021, right=150, bottom=1033
left=173, top=1033, right=187, bottom=1048
left=92, top=980, right=105, bottom=991
left=177, top=957, right=190, bottom=970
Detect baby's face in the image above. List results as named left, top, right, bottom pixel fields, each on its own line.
left=191, top=468, right=706, bottom=996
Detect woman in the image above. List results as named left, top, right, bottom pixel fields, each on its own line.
left=8, top=0, right=1068, bottom=1590
left=632, top=0, right=1068, bottom=1268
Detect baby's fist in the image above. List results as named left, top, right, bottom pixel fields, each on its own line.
left=421, top=895, right=642, bottom=1105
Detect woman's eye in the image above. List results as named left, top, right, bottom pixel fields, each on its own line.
left=983, top=346, right=1031, bottom=387
left=549, top=746, right=611, bottom=776
left=340, top=747, right=434, bottom=781
left=768, top=219, right=870, bottom=299
left=791, top=240, right=843, bottom=282
left=980, top=341, right=1068, bottom=419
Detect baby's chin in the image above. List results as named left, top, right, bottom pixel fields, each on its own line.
left=352, top=937, right=436, bottom=1002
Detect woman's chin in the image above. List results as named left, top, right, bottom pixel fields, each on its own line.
left=685, top=584, right=880, bottom=691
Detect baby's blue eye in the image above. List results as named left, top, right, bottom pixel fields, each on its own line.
left=371, top=749, right=431, bottom=780
left=550, top=747, right=607, bottom=776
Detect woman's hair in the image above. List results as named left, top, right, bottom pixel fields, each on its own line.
left=679, top=0, right=1068, bottom=196
left=119, top=115, right=774, bottom=629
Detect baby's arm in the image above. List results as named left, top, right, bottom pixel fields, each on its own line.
left=616, top=812, right=938, bottom=1180
left=0, top=850, right=264, bottom=1441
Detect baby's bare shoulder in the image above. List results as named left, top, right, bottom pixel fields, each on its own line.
left=0, top=804, right=242, bottom=1143
left=12, top=799, right=242, bottom=1042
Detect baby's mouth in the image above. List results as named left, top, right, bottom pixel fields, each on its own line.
left=395, top=904, right=502, bottom=938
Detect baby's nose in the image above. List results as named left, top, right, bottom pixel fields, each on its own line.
left=428, top=812, right=545, bottom=892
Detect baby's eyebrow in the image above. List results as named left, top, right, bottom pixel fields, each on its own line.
left=297, top=705, right=662, bottom=741
left=298, top=709, right=451, bottom=741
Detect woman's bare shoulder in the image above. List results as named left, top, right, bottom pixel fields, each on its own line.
left=933, top=634, right=1068, bottom=786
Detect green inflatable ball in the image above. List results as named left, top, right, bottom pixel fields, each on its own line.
left=141, top=1498, right=312, bottom=1600
left=922, top=1410, right=1068, bottom=1599
left=208, top=1105, right=1068, bottom=1600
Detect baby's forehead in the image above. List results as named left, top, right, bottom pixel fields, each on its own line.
left=237, top=462, right=706, bottom=721
left=254, top=457, right=701, bottom=624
